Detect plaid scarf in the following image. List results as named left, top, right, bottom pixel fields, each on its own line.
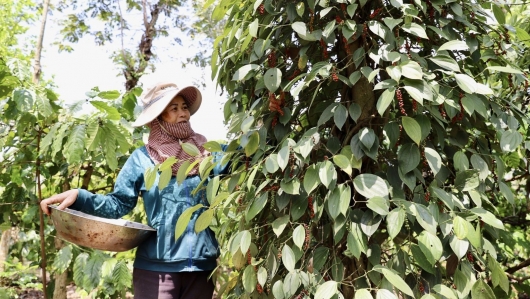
left=146, top=119, right=207, bottom=176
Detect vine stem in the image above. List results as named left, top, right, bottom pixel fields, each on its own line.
left=36, top=129, right=48, bottom=298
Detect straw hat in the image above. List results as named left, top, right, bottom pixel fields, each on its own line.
left=131, top=82, right=202, bottom=127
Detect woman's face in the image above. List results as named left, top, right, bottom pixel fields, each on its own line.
left=160, top=95, right=190, bottom=124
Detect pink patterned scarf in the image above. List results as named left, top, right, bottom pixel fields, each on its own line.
left=146, top=119, right=207, bottom=176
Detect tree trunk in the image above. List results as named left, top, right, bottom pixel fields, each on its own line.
left=123, top=1, right=162, bottom=91
left=0, top=228, right=12, bottom=273
left=50, top=168, right=92, bottom=299
left=52, top=180, right=71, bottom=299
left=342, top=256, right=366, bottom=299
left=52, top=238, right=67, bottom=299
left=32, top=0, right=51, bottom=84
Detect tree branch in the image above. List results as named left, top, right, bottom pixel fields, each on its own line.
left=116, top=0, right=130, bottom=68
left=125, top=0, right=162, bottom=91
left=505, top=258, right=530, bottom=274
left=507, top=273, right=530, bottom=283
left=501, top=215, right=530, bottom=227
left=142, top=0, right=149, bottom=29
left=505, top=171, right=529, bottom=182
left=81, top=164, right=94, bottom=190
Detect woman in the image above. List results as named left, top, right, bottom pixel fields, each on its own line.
left=40, top=82, right=227, bottom=299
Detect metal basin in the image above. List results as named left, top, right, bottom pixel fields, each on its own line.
left=49, top=205, right=156, bottom=252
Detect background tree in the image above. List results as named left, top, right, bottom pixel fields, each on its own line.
left=0, top=1, right=140, bottom=296
left=206, top=0, right=530, bottom=298
left=0, top=0, right=37, bottom=59
left=54, top=0, right=223, bottom=89
left=0, top=0, right=38, bottom=254
left=0, top=52, right=141, bottom=297
left=0, top=0, right=39, bottom=294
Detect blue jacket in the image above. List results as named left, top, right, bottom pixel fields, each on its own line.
left=70, top=146, right=228, bottom=272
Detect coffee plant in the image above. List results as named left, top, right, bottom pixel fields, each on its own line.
left=0, top=56, right=146, bottom=298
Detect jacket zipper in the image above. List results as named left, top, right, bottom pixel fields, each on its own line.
left=186, top=180, right=193, bottom=271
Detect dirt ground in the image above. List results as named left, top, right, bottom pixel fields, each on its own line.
left=13, top=289, right=43, bottom=299
left=65, top=285, right=133, bottom=299
left=12, top=285, right=133, bottom=299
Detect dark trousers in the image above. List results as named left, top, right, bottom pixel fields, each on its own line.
left=133, top=268, right=215, bottom=299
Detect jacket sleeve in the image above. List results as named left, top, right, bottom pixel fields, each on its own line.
left=70, top=150, right=144, bottom=219
left=211, top=144, right=233, bottom=176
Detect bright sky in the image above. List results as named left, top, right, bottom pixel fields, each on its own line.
left=38, top=7, right=229, bottom=142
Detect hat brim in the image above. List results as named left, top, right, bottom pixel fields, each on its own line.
left=179, top=86, right=202, bottom=116
left=131, top=86, right=202, bottom=127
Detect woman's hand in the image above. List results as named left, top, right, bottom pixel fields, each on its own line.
left=40, top=189, right=79, bottom=216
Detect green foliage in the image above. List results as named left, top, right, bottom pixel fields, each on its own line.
left=51, top=244, right=73, bottom=274
left=0, top=50, right=141, bottom=297
left=0, top=0, right=37, bottom=59
left=71, top=251, right=134, bottom=298
left=206, top=0, right=530, bottom=298
left=0, top=259, right=42, bottom=295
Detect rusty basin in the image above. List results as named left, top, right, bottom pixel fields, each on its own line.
left=49, top=205, right=156, bottom=252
